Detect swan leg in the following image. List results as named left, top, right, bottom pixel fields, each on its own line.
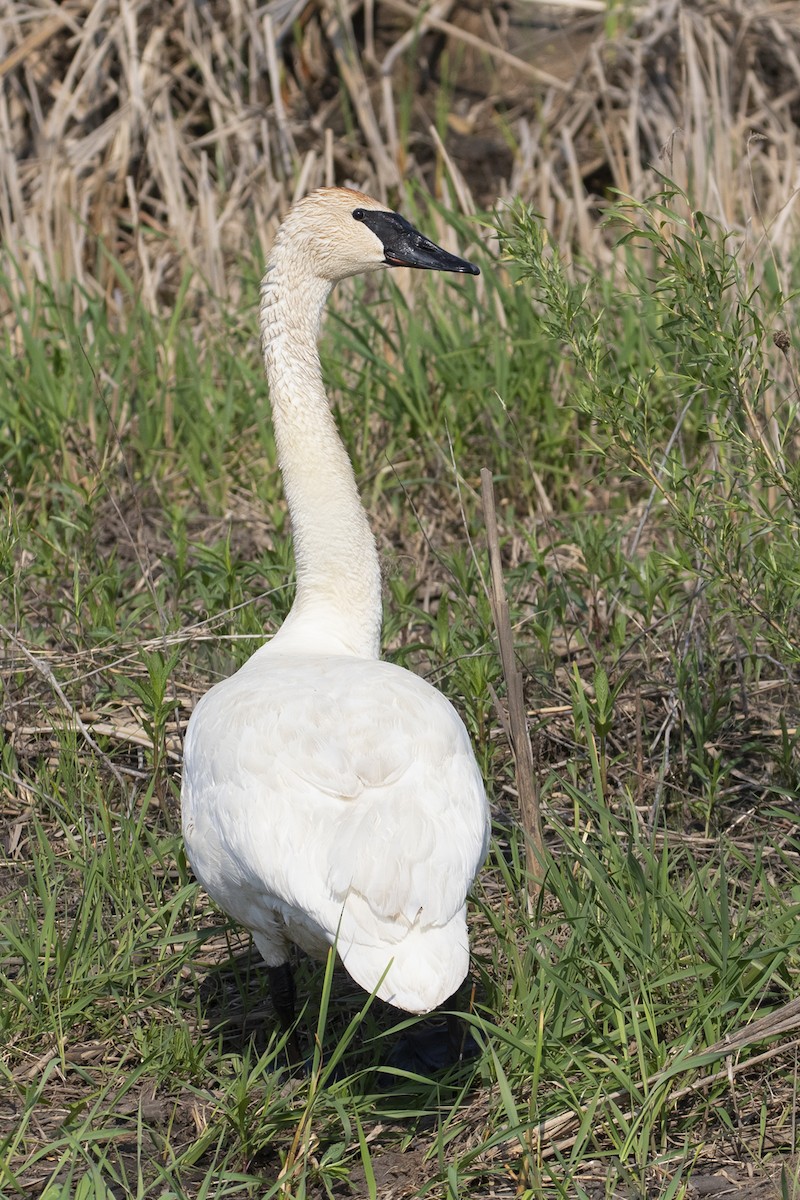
left=267, top=962, right=303, bottom=1064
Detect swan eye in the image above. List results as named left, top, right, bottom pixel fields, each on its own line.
left=352, top=208, right=366, bottom=221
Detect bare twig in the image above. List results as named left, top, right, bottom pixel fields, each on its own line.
left=480, top=469, right=545, bottom=910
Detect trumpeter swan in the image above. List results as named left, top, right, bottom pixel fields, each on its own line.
left=181, top=188, right=490, bottom=1069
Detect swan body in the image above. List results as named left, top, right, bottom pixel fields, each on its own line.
left=181, top=188, right=490, bottom=1016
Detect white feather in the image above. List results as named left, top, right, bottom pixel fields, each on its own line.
left=181, top=188, right=490, bottom=1015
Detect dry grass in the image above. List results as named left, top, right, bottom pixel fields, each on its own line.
left=1, top=0, right=799, bottom=316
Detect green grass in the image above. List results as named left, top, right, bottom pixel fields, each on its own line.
left=2, top=182, right=800, bottom=1198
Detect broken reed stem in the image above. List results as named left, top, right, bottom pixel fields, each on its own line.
left=480, top=468, right=545, bottom=910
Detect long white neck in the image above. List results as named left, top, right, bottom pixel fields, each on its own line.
left=259, top=259, right=382, bottom=658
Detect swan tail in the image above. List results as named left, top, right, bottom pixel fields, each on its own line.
left=337, top=906, right=470, bottom=1014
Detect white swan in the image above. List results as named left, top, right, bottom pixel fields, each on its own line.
left=181, top=188, right=490, bottom=1059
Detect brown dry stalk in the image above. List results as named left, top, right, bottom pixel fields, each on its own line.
left=480, top=468, right=545, bottom=911
left=381, top=0, right=569, bottom=90
left=322, top=0, right=399, bottom=193
left=0, top=8, right=78, bottom=79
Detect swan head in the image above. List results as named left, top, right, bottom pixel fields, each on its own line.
left=269, top=188, right=480, bottom=284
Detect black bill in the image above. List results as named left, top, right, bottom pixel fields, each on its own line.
left=353, top=208, right=480, bottom=275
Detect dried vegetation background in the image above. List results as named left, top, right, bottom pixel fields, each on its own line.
left=2, top=0, right=799, bottom=311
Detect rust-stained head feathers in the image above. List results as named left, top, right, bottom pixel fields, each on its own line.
left=268, top=187, right=479, bottom=283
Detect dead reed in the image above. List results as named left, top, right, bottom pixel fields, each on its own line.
left=1, top=0, right=799, bottom=318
